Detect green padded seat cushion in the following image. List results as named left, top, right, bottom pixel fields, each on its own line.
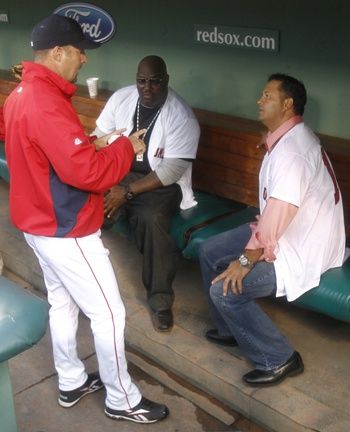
left=182, top=206, right=259, bottom=260
left=170, top=191, right=247, bottom=250
left=0, top=275, right=49, bottom=362
left=0, top=141, right=9, bottom=182
left=294, top=258, right=350, bottom=322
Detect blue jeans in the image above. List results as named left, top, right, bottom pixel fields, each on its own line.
left=199, top=223, right=294, bottom=370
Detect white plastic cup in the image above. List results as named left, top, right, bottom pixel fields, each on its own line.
left=86, top=77, right=99, bottom=98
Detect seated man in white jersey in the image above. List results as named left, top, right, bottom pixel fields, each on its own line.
left=94, top=55, right=200, bottom=332
left=199, top=73, right=346, bottom=386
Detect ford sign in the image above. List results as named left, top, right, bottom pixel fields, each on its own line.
left=54, top=3, right=116, bottom=43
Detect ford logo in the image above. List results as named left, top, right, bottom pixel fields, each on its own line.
left=54, top=2, right=116, bottom=43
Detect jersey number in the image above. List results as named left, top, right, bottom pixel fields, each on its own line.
left=321, top=148, right=340, bottom=204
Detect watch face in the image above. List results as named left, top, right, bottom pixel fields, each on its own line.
left=239, top=255, right=249, bottom=266
left=125, top=191, right=134, bottom=200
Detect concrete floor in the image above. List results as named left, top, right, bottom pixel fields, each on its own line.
left=1, top=178, right=350, bottom=432
left=8, top=278, right=263, bottom=432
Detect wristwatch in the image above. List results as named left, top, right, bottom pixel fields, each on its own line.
left=238, top=254, right=254, bottom=269
left=123, top=184, right=135, bottom=201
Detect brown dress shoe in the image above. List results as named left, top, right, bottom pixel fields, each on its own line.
left=151, top=309, right=173, bottom=332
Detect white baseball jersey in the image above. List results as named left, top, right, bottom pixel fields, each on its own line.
left=259, top=122, right=345, bottom=301
left=96, top=85, right=200, bottom=210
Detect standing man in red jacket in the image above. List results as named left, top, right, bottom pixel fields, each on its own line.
left=4, top=14, right=169, bottom=424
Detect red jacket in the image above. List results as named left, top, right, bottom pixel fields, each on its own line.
left=4, top=62, right=134, bottom=237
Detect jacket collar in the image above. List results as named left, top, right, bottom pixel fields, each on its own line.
left=21, top=61, right=77, bottom=97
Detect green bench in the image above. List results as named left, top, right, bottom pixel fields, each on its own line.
left=110, top=190, right=259, bottom=260
left=111, top=195, right=350, bottom=321
left=0, top=275, right=49, bottom=432
left=294, top=258, right=350, bottom=322
left=0, top=140, right=9, bottom=182
left=1, top=76, right=350, bottom=325
left=1, top=133, right=350, bottom=325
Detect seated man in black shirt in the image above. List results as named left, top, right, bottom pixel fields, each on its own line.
left=94, top=55, right=200, bottom=331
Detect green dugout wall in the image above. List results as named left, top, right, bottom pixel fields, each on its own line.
left=1, top=0, right=350, bottom=139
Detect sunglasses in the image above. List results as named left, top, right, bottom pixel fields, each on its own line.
left=136, top=77, right=165, bottom=87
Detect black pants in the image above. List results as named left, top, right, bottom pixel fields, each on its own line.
left=121, top=173, right=182, bottom=311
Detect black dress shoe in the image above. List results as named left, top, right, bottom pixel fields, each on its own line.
left=151, top=309, right=173, bottom=332
left=205, top=329, right=238, bottom=347
left=243, top=351, right=304, bottom=386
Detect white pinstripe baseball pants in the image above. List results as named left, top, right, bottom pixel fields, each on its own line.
left=24, top=230, right=141, bottom=410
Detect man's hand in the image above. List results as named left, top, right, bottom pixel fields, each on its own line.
left=128, top=129, right=147, bottom=155
left=211, top=260, right=250, bottom=295
left=104, top=185, right=126, bottom=218
left=93, top=128, right=127, bottom=151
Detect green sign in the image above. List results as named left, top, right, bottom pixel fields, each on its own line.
left=194, top=25, right=279, bottom=52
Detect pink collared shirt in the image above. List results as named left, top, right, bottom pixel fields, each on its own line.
left=245, top=116, right=302, bottom=261
left=266, top=115, right=303, bottom=152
